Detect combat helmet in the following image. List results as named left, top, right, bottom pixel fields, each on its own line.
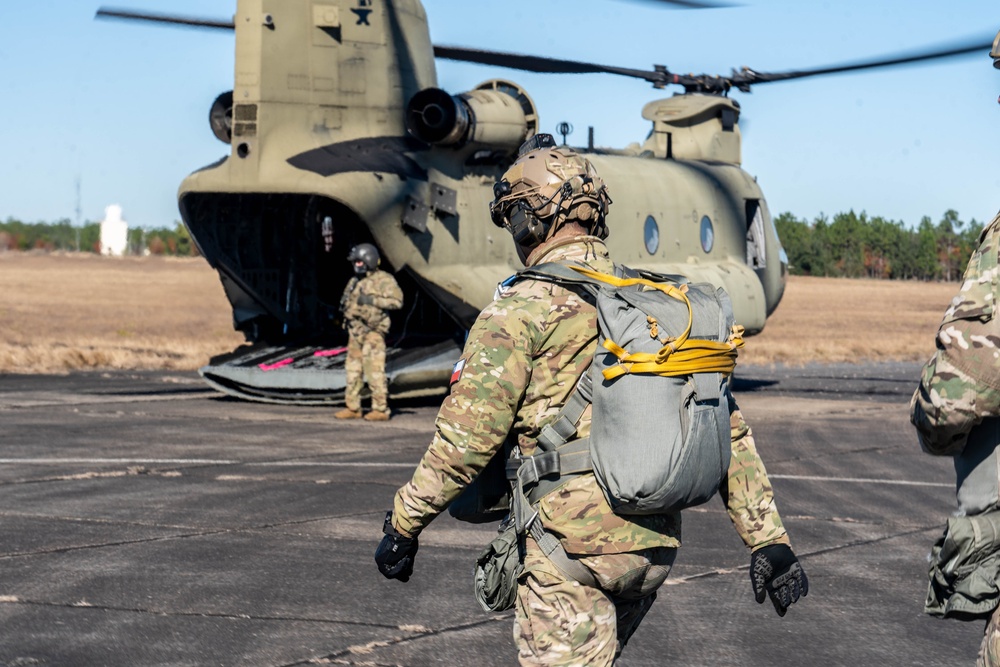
left=348, top=243, right=380, bottom=275
left=490, top=134, right=612, bottom=250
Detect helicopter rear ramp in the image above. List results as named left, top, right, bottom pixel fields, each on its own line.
left=198, top=339, right=461, bottom=405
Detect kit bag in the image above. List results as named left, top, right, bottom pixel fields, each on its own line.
left=519, top=262, right=744, bottom=515
left=451, top=261, right=744, bottom=524
left=473, top=519, right=523, bottom=612
left=926, top=510, right=1000, bottom=620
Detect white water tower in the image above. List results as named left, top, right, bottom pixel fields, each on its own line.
left=100, top=205, right=128, bottom=256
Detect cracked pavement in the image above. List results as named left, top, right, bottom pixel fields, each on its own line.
left=0, top=364, right=985, bottom=666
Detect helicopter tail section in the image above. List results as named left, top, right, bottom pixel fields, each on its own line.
left=180, top=192, right=369, bottom=342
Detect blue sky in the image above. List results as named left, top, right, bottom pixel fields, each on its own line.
left=2, top=1, right=998, bottom=231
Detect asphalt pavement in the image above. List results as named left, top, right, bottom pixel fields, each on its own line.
left=0, top=362, right=984, bottom=666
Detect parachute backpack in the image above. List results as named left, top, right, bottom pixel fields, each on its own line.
left=512, top=262, right=745, bottom=517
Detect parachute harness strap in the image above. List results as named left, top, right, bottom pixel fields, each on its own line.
left=568, top=266, right=745, bottom=381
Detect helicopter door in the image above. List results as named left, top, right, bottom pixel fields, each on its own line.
left=745, top=199, right=766, bottom=270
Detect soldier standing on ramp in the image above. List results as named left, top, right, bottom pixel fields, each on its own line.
left=334, top=243, right=402, bottom=422
left=911, top=31, right=1000, bottom=667
left=374, top=135, right=807, bottom=665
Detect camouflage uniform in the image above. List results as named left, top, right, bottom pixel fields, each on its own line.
left=340, top=270, right=403, bottom=413
left=393, top=236, right=789, bottom=666
left=911, top=212, right=1000, bottom=667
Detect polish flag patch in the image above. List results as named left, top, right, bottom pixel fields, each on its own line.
left=450, top=358, right=466, bottom=385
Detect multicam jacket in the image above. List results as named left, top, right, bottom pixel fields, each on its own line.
left=340, top=269, right=403, bottom=338
left=393, top=236, right=788, bottom=555
left=911, top=212, right=1000, bottom=456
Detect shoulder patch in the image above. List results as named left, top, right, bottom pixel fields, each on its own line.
left=450, top=358, right=467, bottom=385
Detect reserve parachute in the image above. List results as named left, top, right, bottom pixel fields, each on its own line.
left=451, top=261, right=744, bottom=525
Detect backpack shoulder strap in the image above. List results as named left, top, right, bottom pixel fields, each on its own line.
left=514, top=261, right=598, bottom=452
left=516, top=261, right=602, bottom=296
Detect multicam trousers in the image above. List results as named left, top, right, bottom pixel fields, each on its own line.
left=514, top=537, right=676, bottom=667
left=979, top=606, right=1000, bottom=666
left=344, top=329, right=388, bottom=413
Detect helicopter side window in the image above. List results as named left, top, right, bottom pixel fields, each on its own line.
left=644, top=215, right=660, bottom=255
left=700, top=215, right=714, bottom=254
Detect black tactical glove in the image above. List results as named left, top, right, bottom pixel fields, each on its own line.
left=374, top=511, right=418, bottom=582
left=750, top=543, right=808, bottom=617
left=357, top=294, right=375, bottom=306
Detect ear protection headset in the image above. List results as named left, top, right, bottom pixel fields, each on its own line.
left=491, top=175, right=609, bottom=246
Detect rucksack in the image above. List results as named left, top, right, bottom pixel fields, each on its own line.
left=519, top=261, right=743, bottom=515
left=449, top=261, right=744, bottom=523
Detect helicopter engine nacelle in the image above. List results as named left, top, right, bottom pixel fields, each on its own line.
left=406, top=79, right=538, bottom=152
left=641, top=95, right=742, bottom=165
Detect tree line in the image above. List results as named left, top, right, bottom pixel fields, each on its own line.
left=775, top=209, right=985, bottom=281
left=0, top=217, right=198, bottom=256
left=1, top=209, right=990, bottom=279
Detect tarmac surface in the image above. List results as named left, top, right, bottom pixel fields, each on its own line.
left=0, top=362, right=985, bottom=666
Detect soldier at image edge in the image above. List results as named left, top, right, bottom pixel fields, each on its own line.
left=374, top=133, right=808, bottom=665
left=334, top=243, right=403, bottom=422
left=909, top=29, right=1000, bottom=667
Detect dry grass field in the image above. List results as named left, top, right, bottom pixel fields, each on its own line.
left=0, top=253, right=243, bottom=373
left=742, top=274, right=954, bottom=366
left=0, top=253, right=958, bottom=373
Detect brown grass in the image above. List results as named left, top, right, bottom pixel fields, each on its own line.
left=0, top=254, right=957, bottom=373
left=0, top=252, right=243, bottom=373
left=740, top=275, right=953, bottom=366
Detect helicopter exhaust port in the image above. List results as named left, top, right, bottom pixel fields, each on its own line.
left=405, top=79, right=538, bottom=151
left=407, top=88, right=468, bottom=145
left=209, top=91, right=233, bottom=144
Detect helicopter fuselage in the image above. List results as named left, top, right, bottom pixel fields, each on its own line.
left=177, top=0, right=785, bottom=354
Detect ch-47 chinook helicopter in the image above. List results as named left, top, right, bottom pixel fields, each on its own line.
left=96, top=1, right=993, bottom=405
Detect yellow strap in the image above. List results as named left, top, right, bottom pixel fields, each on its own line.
left=568, top=266, right=694, bottom=351
left=602, top=326, right=746, bottom=381
left=564, top=265, right=744, bottom=381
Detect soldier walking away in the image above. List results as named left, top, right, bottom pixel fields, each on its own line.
left=911, top=31, right=1000, bottom=667
left=334, top=243, right=402, bottom=422
left=374, top=135, right=807, bottom=666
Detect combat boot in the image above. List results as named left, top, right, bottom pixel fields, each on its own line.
left=334, top=408, right=363, bottom=420
left=364, top=410, right=391, bottom=422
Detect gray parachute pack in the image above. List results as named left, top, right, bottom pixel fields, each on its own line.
left=514, top=262, right=740, bottom=517
left=449, top=261, right=744, bottom=524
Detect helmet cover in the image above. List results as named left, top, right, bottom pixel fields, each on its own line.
left=490, top=135, right=611, bottom=246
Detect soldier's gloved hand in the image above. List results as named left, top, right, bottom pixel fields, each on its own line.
left=374, top=511, right=418, bottom=582
left=357, top=294, right=375, bottom=306
left=750, top=544, right=808, bottom=617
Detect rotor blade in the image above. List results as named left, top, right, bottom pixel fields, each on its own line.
left=735, top=36, right=994, bottom=88
left=93, top=0, right=728, bottom=33
left=432, top=45, right=671, bottom=86
left=620, top=0, right=734, bottom=7
left=95, top=8, right=235, bottom=31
